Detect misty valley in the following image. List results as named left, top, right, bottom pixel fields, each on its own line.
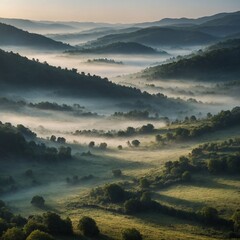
left=0, top=8, right=240, bottom=240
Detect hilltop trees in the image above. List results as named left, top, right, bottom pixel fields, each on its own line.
left=122, top=228, right=142, bottom=240
left=78, top=216, right=99, bottom=237
left=31, top=196, right=45, bottom=208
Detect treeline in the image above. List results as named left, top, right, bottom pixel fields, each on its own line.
left=88, top=183, right=237, bottom=233
left=142, top=41, right=240, bottom=81
left=0, top=122, right=71, bottom=161
left=157, top=107, right=240, bottom=143
left=73, top=123, right=156, bottom=138
left=147, top=138, right=240, bottom=191
left=0, top=98, right=100, bottom=117
left=0, top=200, right=144, bottom=240
left=0, top=49, right=154, bottom=99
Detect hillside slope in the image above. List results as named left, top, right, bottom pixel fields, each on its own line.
left=67, top=42, right=166, bottom=54
left=0, top=23, right=74, bottom=50
left=142, top=41, right=240, bottom=81
left=88, top=27, right=217, bottom=47
left=0, top=49, right=163, bottom=100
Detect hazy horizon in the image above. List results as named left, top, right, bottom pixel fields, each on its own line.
left=0, top=0, right=240, bottom=23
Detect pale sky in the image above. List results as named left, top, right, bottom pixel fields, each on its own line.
left=0, top=0, right=240, bottom=23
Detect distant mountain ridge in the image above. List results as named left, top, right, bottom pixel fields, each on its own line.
left=88, top=27, right=217, bottom=47
left=134, top=11, right=239, bottom=28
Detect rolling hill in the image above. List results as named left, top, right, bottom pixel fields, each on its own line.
left=47, top=27, right=140, bottom=45
left=67, top=42, right=166, bottom=55
left=0, top=48, right=163, bottom=100
left=87, top=27, right=217, bottom=47
left=141, top=40, right=240, bottom=81
left=193, top=12, right=240, bottom=37
left=0, top=23, right=74, bottom=50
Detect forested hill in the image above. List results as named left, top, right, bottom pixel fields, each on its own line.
left=67, top=42, right=165, bottom=55
left=0, top=23, right=74, bottom=50
left=0, top=49, right=154, bottom=99
left=142, top=40, right=240, bottom=81
left=88, top=27, right=217, bottom=47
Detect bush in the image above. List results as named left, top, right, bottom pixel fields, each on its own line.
left=78, top=216, right=99, bottom=237
left=26, top=230, right=54, bottom=240
left=43, top=212, right=72, bottom=235
left=124, top=199, right=142, bottom=214
left=31, top=196, right=45, bottom=208
left=105, top=184, right=125, bottom=203
left=0, top=218, right=8, bottom=236
left=122, top=228, right=142, bottom=240
left=99, top=142, right=107, bottom=150
left=23, top=220, right=47, bottom=236
left=2, top=227, right=25, bottom=240
left=112, top=169, right=122, bottom=178
left=181, top=171, right=191, bottom=182
left=131, top=140, right=140, bottom=147
left=199, top=207, right=219, bottom=222
left=139, top=178, right=150, bottom=188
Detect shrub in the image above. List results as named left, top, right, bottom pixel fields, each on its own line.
left=199, top=207, right=219, bottom=222
left=78, top=216, right=99, bottom=237
left=43, top=212, right=72, bottom=235
left=139, top=178, right=150, bottom=188
left=112, top=169, right=122, bottom=178
left=131, top=140, right=140, bottom=147
left=181, top=171, right=191, bottom=182
left=122, top=228, right=142, bottom=240
left=124, top=199, right=142, bottom=214
left=99, top=142, right=107, bottom=150
left=88, top=141, right=95, bottom=148
left=31, top=196, right=45, bottom=208
left=104, top=184, right=125, bottom=203
left=26, top=230, right=54, bottom=240
left=23, top=220, right=47, bottom=236
left=0, top=218, right=8, bottom=236
left=2, top=227, right=25, bottom=240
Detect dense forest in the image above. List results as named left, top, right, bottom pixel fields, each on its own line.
left=0, top=49, right=154, bottom=99
left=142, top=39, right=240, bottom=81
left=0, top=23, right=74, bottom=50
left=67, top=42, right=165, bottom=55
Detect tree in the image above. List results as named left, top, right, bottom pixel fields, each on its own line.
left=232, top=210, right=240, bottom=234
left=112, top=169, right=122, bottom=178
left=0, top=218, right=8, bottom=236
left=50, top=135, right=56, bottom=142
left=140, top=192, right=151, bottom=202
left=99, top=142, right=107, bottom=150
left=2, top=227, right=25, bottom=240
left=181, top=171, right=191, bottom=182
left=122, top=228, right=142, bottom=240
left=118, top=145, right=123, bottom=150
left=23, top=219, right=47, bottom=236
left=155, top=134, right=162, bottom=143
left=131, top=140, right=140, bottom=147
left=31, top=196, right=45, bottom=208
left=58, top=146, right=71, bottom=160
left=124, top=199, right=142, bottom=214
left=56, top=137, right=66, bottom=144
left=26, top=230, right=54, bottom=240
left=78, top=216, right=99, bottom=237
left=140, top=178, right=150, bottom=188
left=105, top=184, right=125, bottom=203
left=200, top=207, right=219, bottom=222
left=88, top=141, right=95, bottom=148
left=43, top=212, right=72, bottom=235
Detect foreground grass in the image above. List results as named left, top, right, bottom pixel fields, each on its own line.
left=67, top=208, right=224, bottom=240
